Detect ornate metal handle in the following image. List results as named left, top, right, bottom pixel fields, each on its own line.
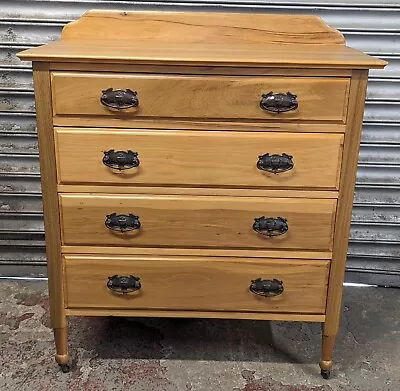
left=249, top=278, right=284, bottom=297
left=103, top=149, right=140, bottom=170
left=260, top=91, right=298, bottom=113
left=253, top=216, right=288, bottom=237
left=257, top=153, right=294, bottom=174
left=100, top=88, right=139, bottom=110
left=105, top=213, right=141, bottom=232
left=107, top=275, right=141, bottom=294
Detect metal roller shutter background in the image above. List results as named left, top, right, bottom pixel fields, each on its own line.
left=0, top=1, right=399, bottom=286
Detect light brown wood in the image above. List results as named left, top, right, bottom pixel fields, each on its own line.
left=50, top=62, right=353, bottom=77
left=54, top=327, right=69, bottom=366
left=18, top=40, right=387, bottom=68
left=61, top=245, right=332, bottom=260
left=59, top=194, right=336, bottom=251
left=320, top=335, right=336, bottom=372
left=33, top=63, right=69, bottom=369
left=55, top=128, right=344, bottom=190
left=19, top=10, right=386, bottom=376
left=64, top=255, right=329, bottom=313
left=32, top=63, right=66, bottom=330
left=65, top=308, right=325, bottom=322
left=60, top=11, right=344, bottom=45
left=17, top=11, right=386, bottom=69
left=57, top=185, right=338, bottom=199
left=53, top=117, right=347, bottom=133
left=324, top=70, right=370, bottom=337
left=51, top=72, right=350, bottom=123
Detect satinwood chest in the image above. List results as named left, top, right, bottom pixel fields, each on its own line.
left=18, top=10, right=386, bottom=377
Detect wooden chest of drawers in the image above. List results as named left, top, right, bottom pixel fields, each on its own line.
left=18, top=10, right=386, bottom=378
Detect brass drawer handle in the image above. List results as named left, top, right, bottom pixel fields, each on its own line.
left=103, top=149, right=140, bottom=170
left=107, top=275, right=141, bottom=294
left=253, top=216, right=288, bottom=237
left=105, top=213, right=141, bottom=232
left=257, top=153, right=294, bottom=174
left=260, top=91, right=298, bottom=113
left=250, top=278, right=284, bottom=297
left=100, top=88, right=139, bottom=110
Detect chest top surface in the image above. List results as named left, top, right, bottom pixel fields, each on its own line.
left=18, top=10, right=386, bottom=69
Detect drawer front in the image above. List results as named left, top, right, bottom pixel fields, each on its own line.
left=56, top=128, right=343, bottom=190
left=51, top=72, right=350, bottom=122
left=64, top=255, right=329, bottom=314
left=59, top=194, right=336, bottom=251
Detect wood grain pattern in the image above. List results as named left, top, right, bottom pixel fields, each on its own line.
left=18, top=40, right=387, bottom=68
left=32, top=63, right=66, bottom=330
left=17, top=11, right=386, bottom=69
left=55, top=128, right=344, bottom=190
left=53, top=117, right=347, bottom=133
left=20, top=10, right=387, bottom=375
left=60, top=11, right=345, bottom=45
left=50, top=62, right=353, bottom=77
left=57, top=185, right=338, bottom=199
left=324, top=70, right=370, bottom=337
left=64, top=255, right=330, bottom=313
left=61, top=246, right=332, bottom=260
left=59, top=194, right=336, bottom=251
left=65, top=308, right=325, bottom=322
left=51, top=72, right=350, bottom=123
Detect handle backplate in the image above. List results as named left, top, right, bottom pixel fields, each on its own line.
left=253, top=216, right=288, bottom=237
left=260, top=91, right=298, bottom=113
left=249, top=278, right=284, bottom=297
left=103, top=149, right=140, bottom=170
left=107, top=275, right=141, bottom=294
left=100, top=88, right=139, bottom=110
left=257, top=153, right=294, bottom=174
left=105, top=213, right=141, bottom=232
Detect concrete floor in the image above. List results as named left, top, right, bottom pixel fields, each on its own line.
left=0, top=281, right=399, bottom=391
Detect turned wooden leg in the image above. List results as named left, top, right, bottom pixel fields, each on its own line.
left=54, top=327, right=70, bottom=373
left=320, top=334, right=336, bottom=379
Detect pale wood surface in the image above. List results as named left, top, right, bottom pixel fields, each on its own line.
left=51, top=72, right=350, bottom=122
left=57, top=185, right=338, bottom=199
left=320, top=335, right=336, bottom=371
left=32, top=63, right=66, bottom=330
left=61, top=246, right=332, bottom=260
left=50, top=62, right=353, bottom=77
left=60, top=11, right=345, bottom=45
left=53, top=117, right=347, bottom=133
left=18, top=40, right=387, bottom=68
left=17, top=11, right=386, bottom=68
left=324, top=70, right=370, bottom=336
left=59, top=194, right=336, bottom=251
left=55, top=128, right=343, bottom=190
left=64, top=255, right=329, bottom=313
left=54, top=327, right=69, bottom=365
left=21, top=9, right=387, bottom=375
left=65, top=308, right=325, bottom=322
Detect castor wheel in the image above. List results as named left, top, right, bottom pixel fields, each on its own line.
left=59, top=364, right=70, bottom=373
left=320, top=369, right=331, bottom=379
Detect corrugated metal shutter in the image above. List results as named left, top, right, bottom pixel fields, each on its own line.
left=1, top=1, right=399, bottom=286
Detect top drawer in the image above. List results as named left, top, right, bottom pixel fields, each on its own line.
left=51, top=72, right=350, bottom=123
